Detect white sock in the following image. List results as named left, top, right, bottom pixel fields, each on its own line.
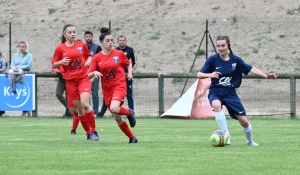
left=214, top=111, right=230, bottom=137
left=242, top=123, right=253, bottom=142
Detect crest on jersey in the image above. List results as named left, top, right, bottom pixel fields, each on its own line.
left=113, top=56, right=119, bottom=63
left=232, top=63, right=237, bottom=70
left=77, top=47, right=83, bottom=53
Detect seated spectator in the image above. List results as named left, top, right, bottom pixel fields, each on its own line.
left=0, top=52, right=7, bottom=116
left=10, top=41, right=33, bottom=116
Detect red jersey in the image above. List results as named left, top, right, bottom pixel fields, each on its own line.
left=52, top=41, right=91, bottom=80
left=88, top=49, right=129, bottom=101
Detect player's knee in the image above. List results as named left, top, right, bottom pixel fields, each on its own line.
left=238, top=116, right=249, bottom=127
left=211, top=100, right=222, bottom=111
left=110, top=106, right=119, bottom=114
left=76, top=107, right=84, bottom=115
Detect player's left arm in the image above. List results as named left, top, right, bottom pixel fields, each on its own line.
left=250, top=67, right=277, bottom=79
left=85, top=56, right=92, bottom=67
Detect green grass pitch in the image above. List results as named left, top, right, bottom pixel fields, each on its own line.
left=0, top=117, right=299, bottom=175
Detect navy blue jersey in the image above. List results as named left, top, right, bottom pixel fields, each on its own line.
left=200, top=54, right=252, bottom=88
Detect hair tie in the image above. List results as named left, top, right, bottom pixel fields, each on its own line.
left=64, top=26, right=74, bottom=33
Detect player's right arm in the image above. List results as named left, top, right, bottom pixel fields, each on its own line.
left=197, top=72, right=222, bottom=79
left=197, top=57, right=219, bottom=79
left=87, top=54, right=102, bottom=79
left=52, top=47, right=70, bottom=68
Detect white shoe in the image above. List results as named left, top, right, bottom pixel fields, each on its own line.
left=247, top=140, right=259, bottom=146
left=226, top=136, right=231, bottom=145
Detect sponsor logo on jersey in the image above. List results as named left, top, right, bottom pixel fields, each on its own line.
left=219, top=76, right=232, bottom=86
left=69, top=59, right=82, bottom=70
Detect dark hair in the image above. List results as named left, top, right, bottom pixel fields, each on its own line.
left=216, top=36, right=233, bottom=54
left=84, top=31, right=93, bottom=36
left=117, top=35, right=126, bottom=41
left=61, top=24, right=74, bottom=43
left=99, top=27, right=111, bottom=42
left=0, top=52, right=2, bottom=57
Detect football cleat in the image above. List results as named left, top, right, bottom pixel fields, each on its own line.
left=126, top=109, right=136, bottom=128
left=247, top=140, right=259, bottom=146
left=89, top=131, right=99, bottom=141
left=129, top=137, right=138, bottom=144
left=70, top=130, right=76, bottom=135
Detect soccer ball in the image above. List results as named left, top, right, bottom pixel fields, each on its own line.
left=210, top=130, right=229, bottom=147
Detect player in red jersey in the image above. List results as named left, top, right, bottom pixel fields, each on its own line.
left=52, top=24, right=99, bottom=141
left=88, top=27, right=137, bottom=144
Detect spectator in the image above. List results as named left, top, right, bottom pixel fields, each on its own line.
left=0, top=52, right=7, bottom=116
left=51, top=67, right=72, bottom=116
left=84, top=31, right=102, bottom=118
left=116, top=35, right=136, bottom=111
left=10, top=41, right=33, bottom=117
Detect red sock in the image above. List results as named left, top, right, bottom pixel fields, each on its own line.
left=118, top=106, right=130, bottom=116
left=71, top=114, right=80, bottom=131
left=119, top=121, right=134, bottom=138
left=85, top=111, right=96, bottom=132
left=79, top=115, right=91, bottom=135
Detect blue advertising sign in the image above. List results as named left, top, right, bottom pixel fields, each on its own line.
left=0, top=74, right=35, bottom=111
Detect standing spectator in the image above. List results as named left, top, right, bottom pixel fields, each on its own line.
left=98, top=98, right=108, bottom=117
left=11, top=41, right=33, bottom=117
left=52, top=24, right=99, bottom=141
left=84, top=31, right=102, bottom=117
left=88, top=27, right=137, bottom=143
left=51, top=67, right=72, bottom=116
left=116, top=35, right=136, bottom=111
left=197, top=35, right=277, bottom=146
left=0, top=52, right=7, bottom=116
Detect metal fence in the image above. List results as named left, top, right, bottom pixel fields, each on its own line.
left=0, top=17, right=300, bottom=117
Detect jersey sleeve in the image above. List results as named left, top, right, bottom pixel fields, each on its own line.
left=88, top=54, right=99, bottom=73
left=200, top=56, right=214, bottom=73
left=82, top=43, right=92, bottom=60
left=238, top=57, right=253, bottom=75
left=52, top=46, right=62, bottom=65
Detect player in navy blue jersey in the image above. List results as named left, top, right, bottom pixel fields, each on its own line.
left=197, top=36, right=277, bottom=146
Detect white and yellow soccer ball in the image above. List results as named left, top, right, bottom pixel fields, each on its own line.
left=210, top=130, right=229, bottom=147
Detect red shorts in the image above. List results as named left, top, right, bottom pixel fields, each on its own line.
left=67, top=98, right=75, bottom=107
left=66, top=77, right=91, bottom=103
left=104, top=88, right=126, bottom=111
